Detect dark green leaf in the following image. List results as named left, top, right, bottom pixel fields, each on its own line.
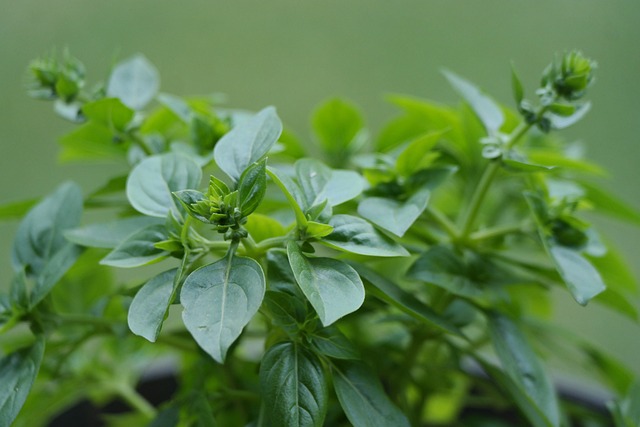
left=237, top=159, right=267, bottom=217
left=30, top=242, right=83, bottom=308
left=148, top=407, right=180, bottom=427
left=358, top=187, right=430, bottom=238
left=128, top=269, right=177, bottom=342
left=287, top=241, right=364, bottom=326
left=443, top=70, right=504, bottom=134
left=65, top=216, right=164, bottom=249
left=126, top=153, right=202, bottom=218
left=332, top=360, right=410, bottom=427
left=260, top=341, right=328, bottom=427
left=107, top=54, right=159, bottom=110
left=100, top=224, right=170, bottom=268
left=263, top=291, right=306, bottom=335
left=214, top=106, right=282, bottom=181
left=172, top=189, right=210, bottom=223
left=0, top=337, right=45, bottom=427
left=12, top=182, right=83, bottom=276
left=350, top=261, right=462, bottom=336
left=181, top=254, right=265, bottom=363
left=309, top=326, right=359, bottom=360
left=320, top=215, right=408, bottom=257
left=82, top=98, right=134, bottom=131
left=488, top=313, right=560, bottom=427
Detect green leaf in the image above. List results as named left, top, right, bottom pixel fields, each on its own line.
left=443, top=70, right=504, bottom=134
left=487, top=313, right=560, bottom=427
left=320, top=215, right=408, bottom=257
left=609, top=381, right=640, bottom=427
left=81, top=98, right=134, bottom=132
left=107, top=54, right=159, bottom=110
left=594, top=288, right=638, bottom=321
left=395, top=130, right=445, bottom=177
left=100, top=224, right=170, bottom=268
left=548, top=245, right=606, bottom=305
left=350, top=261, right=462, bottom=336
left=65, top=216, right=164, bottom=249
left=214, top=106, right=282, bottom=181
left=12, top=182, right=83, bottom=276
left=580, top=181, right=640, bottom=225
left=287, top=241, right=364, bottom=326
left=260, top=341, right=328, bottom=427
left=0, top=198, right=38, bottom=220
left=547, top=102, right=591, bottom=130
left=309, top=326, right=359, bottom=360
left=305, top=221, right=334, bottom=239
left=311, top=98, right=363, bottom=157
left=59, top=122, right=127, bottom=161
left=126, top=153, right=202, bottom=218
left=245, top=214, right=286, bottom=243
left=157, top=92, right=192, bottom=122
left=237, top=159, right=267, bottom=217
left=331, top=360, right=410, bottom=427
left=295, top=159, right=364, bottom=209
left=526, top=149, right=605, bottom=175
left=30, top=242, right=83, bottom=308
left=0, top=337, right=45, bottom=427
left=128, top=269, right=177, bottom=342
left=358, top=186, right=430, bottom=237
left=263, top=291, right=307, bottom=335
left=172, top=190, right=210, bottom=223
left=267, top=167, right=308, bottom=227
left=511, top=63, right=524, bottom=105
left=502, top=158, right=555, bottom=174
left=181, top=254, right=265, bottom=363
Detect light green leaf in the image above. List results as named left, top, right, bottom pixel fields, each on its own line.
left=358, top=186, right=430, bottom=237
left=181, top=254, right=265, bottom=363
left=549, top=245, right=605, bottom=305
left=267, top=167, right=308, bottom=227
left=309, top=326, right=359, bottom=360
left=65, top=216, right=164, bottom=249
left=0, top=337, right=45, bottom=427
left=526, top=150, right=605, bottom=175
left=128, top=269, right=177, bottom=342
left=395, top=130, right=445, bottom=177
left=237, top=159, right=267, bottom=217
left=488, top=313, right=560, bottom=427
left=0, top=198, right=38, bottom=221
left=245, top=214, right=286, bottom=243
left=295, top=159, right=364, bottom=209
left=107, top=54, right=159, bottom=110
left=312, top=98, right=363, bottom=159
left=287, top=241, right=364, bottom=326
left=157, top=92, right=192, bottom=122
left=502, top=158, right=555, bottom=174
left=12, top=182, right=83, bottom=276
left=305, top=221, right=334, bottom=239
left=320, top=215, right=408, bottom=257
left=351, top=262, right=462, bottom=336
left=443, top=70, right=504, bottom=134
left=580, top=181, right=640, bottom=225
left=60, top=122, right=127, bottom=161
left=332, top=360, right=410, bottom=427
left=81, top=98, right=134, bottom=131
left=260, top=341, right=328, bottom=427
left=214, top=106, right=282, bottom=181
left=100, top=224, right=170, bottom=268
left=126, top=153, right=202, bottom=218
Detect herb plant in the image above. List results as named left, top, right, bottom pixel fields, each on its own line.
left=1, top=50, right=639, bottom=427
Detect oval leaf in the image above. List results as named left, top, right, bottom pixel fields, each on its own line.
left=260, top=341, right=328, bottom=427
left=320, top=215, right=408, bottom=257
left=295, top=159, right=364, bottom=209
left=65, top=216, right=164, bottom=249
left=214, top=106, right=282, bottom=182
left=126, top=153, right=202, bottom=218
left=181, top=254, right=265, bottom=363
left=358, top=187, right=430, bottom=238
left=107, top=54, right=160, bottom=110
left=128, top=269, right=177, bottom=342
left=287, top=241, right=364, bottom=326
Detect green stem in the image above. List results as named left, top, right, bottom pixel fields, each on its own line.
left=254, top=236, right=289, bottom=253
left=426, top=206, right=460, bottom=239
left=468, top=222, right=529, bottom=243
left=113, top=382, right=157, bottom=420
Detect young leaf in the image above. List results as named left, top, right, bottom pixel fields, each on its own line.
left=395, top=130, right=445, bottom=177
left=311, top=98, right=363, bottom=160
left=331, top=360, right=410, bottom=427
left=245, top=213, right=286, bottom=243
left=237, top=159, right=267, bottom=217
left=81, top=98, right=134, bottom=132
left=126, top=153, right=202, bottom=218
left=181, top=254, right=266, bottom=363
left=128, top=269, right=177, bottom=342
left=267, top=166, right=308, bottom=227
left=172, top=190, right=210, bottom=223
left=358, top=186, right=430, bottom=237
left=319, top=215, right=409, bottom=257
left=305, top=221, right=334, bottom=239
left=214, top=106, right=282, bottom=182
left=0, top=337, right=45, bottom=427
left=546, top=102, right=591, bottom=130
left=488, top=313, right=560, bottom=427
left=65, top=216, right=165, bottom=249
left=287, top=241, right=364, bottom=326
left=107, top=54, right=160, bottom=111
left=100, top=224, right=170, bottom=268
left=511, top=63, right=524, bottom=105
left=443, top=70, right=504, bottom=134
left=260, top=341, right=328, bottom=427
left=12, top=182, right=83, bottom=276
left=350, top=261, right=462, bottom=336
left=295, top=159, right=364, bottom=209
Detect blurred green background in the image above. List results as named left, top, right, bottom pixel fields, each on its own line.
left=1, top=0, right=638, bottom=377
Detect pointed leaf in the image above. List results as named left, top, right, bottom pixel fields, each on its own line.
left=107, top=54, right=160, bottom=110
left=181, top=254, right=265, bottom=363
left=260, top=341, right=328, bottom=427
left=81, top=97, right=134, bottom=131
left=395, top=130, right=445, bottom=177
left=267, top=167, right=308, bottom=227
left=287, top=241, right=364, bottom=326
left=332, top=360, right=410, bottom=427
left=128, top=269, right=177, bottom=342
left=295, top=159, right=364, bottom=209
left=237, top=159, right=267, bottom=216
left=511, top=63, right=524, bottom=105
left=65, top=216, right=164, bottom=249
left=100, top=224, right=170, bottom=268
left=549, top=245, right=605, bottom=305
left=320, top=215, right=408, bottom=257
left=126, top=153, right=202, bottom=218
left=312, top=97, right=363, bottom=154
left=30, top=243, right=83, bottom=308
left=358, top=187, right=430, bottom=237
left=214, top=106, right=282, bottom=181
left=309, top=326, right=360, bottom=360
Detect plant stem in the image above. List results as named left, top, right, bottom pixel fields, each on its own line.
left=254, top=236, right=289, bottom=253
left=426, top=206, right=460, bottom=239
left=114, top=382, right=157, bottom=420
left=468, top=222, right=529, bottom=243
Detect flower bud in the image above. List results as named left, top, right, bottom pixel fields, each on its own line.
left=541, top=51, right=595, bottom=100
